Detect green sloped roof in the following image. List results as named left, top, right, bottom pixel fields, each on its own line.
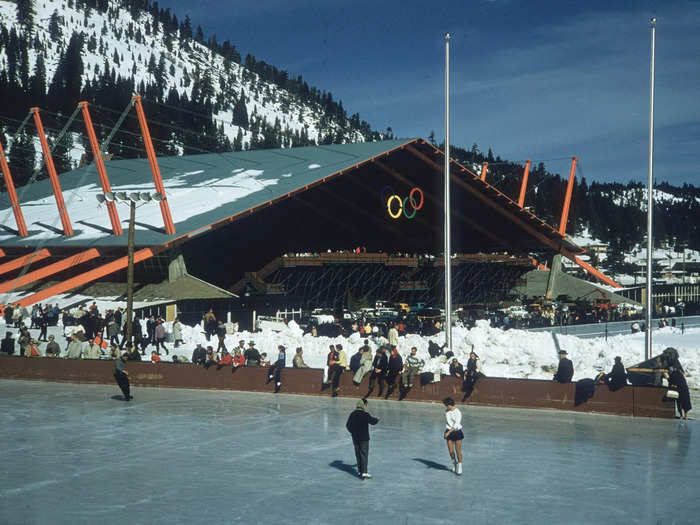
left=0, top=139, right=414, bottom=248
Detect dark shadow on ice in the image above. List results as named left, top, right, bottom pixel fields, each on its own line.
left=130, top=221, right=166, bottom=234
left=34, top=221, right=64, bottom=235
left=412, top=458, right=451, bottom=471
left=329, top=460, right=358, bottom=478
left=77, top=220, right=113, bottom=234
left=111, top=395, right=128, bottom=401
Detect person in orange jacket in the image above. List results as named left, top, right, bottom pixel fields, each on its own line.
left=150, top=351, right=161, bottom=364
left=216, top=349, right=233, bottom=370
left=232, top=348, right=245, bottom=371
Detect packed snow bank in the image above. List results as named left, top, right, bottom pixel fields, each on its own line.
left=166, top=319, right=700, bottom=389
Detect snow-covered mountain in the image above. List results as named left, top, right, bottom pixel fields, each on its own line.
left=0, top=0, right=380, bottom=173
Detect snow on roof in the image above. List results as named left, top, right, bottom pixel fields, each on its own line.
left=0, top=139, right=414, bottom=248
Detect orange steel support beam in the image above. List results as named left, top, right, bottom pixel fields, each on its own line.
left=0, top=249, right=51, bottom=277
left=16, top=247, right=160, bottom=307
left=0, top=141, right=29, bottom=236
left=406, top=144, right=621, bottom=288
left=573, top=256, right=622, bottom=288
left=31, top=108, right=73, bottom=236
left=79, top=102, right=122, bottom=235
left=480, top=162, right=488, bottom=181
left=0, top=248, right=101, bottom=294
left=132, top=95, right=175, bottom=235
left=558, top=157, right=577, bottom=236
left=0, top=249, right=5, bottom=258
left=518, top=160, right=531, bottom=208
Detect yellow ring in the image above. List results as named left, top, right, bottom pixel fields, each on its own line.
left=387, top=195, right=403, bottom=219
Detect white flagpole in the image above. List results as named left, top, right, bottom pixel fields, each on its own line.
left=645, top=17, right=657, bottom=360
left=444, top=33, right=452, bottom=350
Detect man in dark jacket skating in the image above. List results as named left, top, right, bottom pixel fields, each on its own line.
left=114, top=352, right=132, bottom=401
left=346, top=399, right=380, bottom=479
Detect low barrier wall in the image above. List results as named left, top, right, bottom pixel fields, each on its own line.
left=0, top=356, right=676, bottom=418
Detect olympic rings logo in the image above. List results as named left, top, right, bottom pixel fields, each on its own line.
left=380, top=186, right=424, bottom=219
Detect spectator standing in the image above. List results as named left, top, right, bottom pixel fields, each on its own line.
left=553, top=350, right=574, bottom=383
left=154, top=319, right=168, bottom=355
left=349, top=347, right=363, bottom=374
left=385, top=347, right=403, bottom=398
left=605, top=356, right=627, bottom=391
left=1, top=332, right=15, bottom=355
left=402, top=347, right=424, bottom=389
left=463, top=352, right=484, bottom=395
left=38, top=311, right=48, bottom=342
left=366, top=346, right=388, bottom=397
left=326, top=344, right=343, bottom=397
left=146, top=315, right=156, bottom=346
left=388, top=322, right=399, bottom=348
left=345, top=399, right=380, bottom=479
left=173, top=318, right=184, bottom=348
left=215, top=320, right=227, bottom=354
left=203, top=309, right=217, bottom=342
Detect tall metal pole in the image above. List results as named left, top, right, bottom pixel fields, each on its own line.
left=645, top=17, right=657, bottom=360
left=125, top=201, right=136, bottom=350
left=444, top=33, right=452, bottom=349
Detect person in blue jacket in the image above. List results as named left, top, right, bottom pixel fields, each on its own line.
left=268, top=345, right=286, bottom=393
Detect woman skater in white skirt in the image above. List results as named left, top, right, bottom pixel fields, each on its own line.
left=443, top=397, right=463, bottom=475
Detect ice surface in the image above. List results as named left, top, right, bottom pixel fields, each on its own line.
left=0, top=380, right=698, bottom=524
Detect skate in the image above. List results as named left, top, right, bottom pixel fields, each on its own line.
left=275, top=382, right=281, bottom=393
left=456, top=463, right=462, bottom=475
left=362, top=473, right=372, bottom=479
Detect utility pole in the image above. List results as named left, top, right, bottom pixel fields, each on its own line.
left=444, top=32, right=452, bottom=350
left=125, top=200, right=136, bottom=348
left=645, top=17, right=657, bottom=360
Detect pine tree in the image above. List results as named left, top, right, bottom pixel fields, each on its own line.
left=29, top=53, right=46, bottom=103
left=16, top=0, right=34, bottom=33
left=233, top=128, right=243, bottom=151
left=232, top=97, right=249, bottom=128
left=49, top=10, right=62, bottom=40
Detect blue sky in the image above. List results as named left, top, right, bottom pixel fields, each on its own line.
left=157, top=0, right=700, bottom=185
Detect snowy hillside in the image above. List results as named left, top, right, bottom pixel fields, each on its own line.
left=0, top=0, right=377, bottom=168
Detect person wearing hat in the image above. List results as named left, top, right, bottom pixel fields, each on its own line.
left=345, top=398, right=380, bottom=479
left=553, top=350, right=574, bottom=383
left=114, top=351, right=132, bottom=401
left=245, top=341, right=261, bottom=366
left=605, top=356, right=627, bottom=391
left=366, top=346, right=388, bottom=397
left=267, top=345, right=286, bottom=392
left=235, top=339, right=246, bottom=355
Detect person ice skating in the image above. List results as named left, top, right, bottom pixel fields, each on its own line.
left=267, top=345, right=286, bottom=392
left=605, top=356, right=627, bottom=391
left=293, top=347, right=309, bottom=368
left=553, top=350, right=574, bottom=383
left=114, top=352, right=132, bottom=401
left=443, top=397, right=464, bottom=475
left=401, top=347, right=424, bottom=389
left=346, top=398, right=380, bottom=479
left=366, top=346, right=388, bottom=397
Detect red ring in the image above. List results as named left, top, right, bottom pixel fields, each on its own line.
left=409, top=187, right=424, bottom=210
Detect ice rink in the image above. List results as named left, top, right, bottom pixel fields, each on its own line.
left=1, top=380, right=697, bottom=525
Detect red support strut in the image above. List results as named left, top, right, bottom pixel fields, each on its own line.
left=31, top=108, right=73, bottom=236
left=132, top=95, right=175, bottom=235
left=518, top=160, right=531, bottom=208
left=79, top=102, right=122, bottom=236
left=558, top=157, right=577, bottom=236
left=0, top=140, right=28, bottom=236
left=480, top=162, right=488, bottom=182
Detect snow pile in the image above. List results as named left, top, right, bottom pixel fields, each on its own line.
left=159, top=318, right=700, bottom=389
